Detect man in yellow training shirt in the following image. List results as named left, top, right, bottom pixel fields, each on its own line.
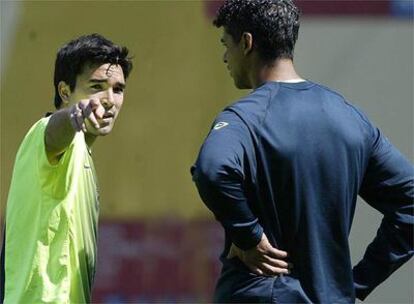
left=1, top=33, right=133, bottom=303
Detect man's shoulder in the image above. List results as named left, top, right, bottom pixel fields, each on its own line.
left=231, top=84, right=273, bottom=108
left=310, top=82, right=345, bottom=99
left=24, top=115, right=85, bottom=149
left=27, top=116, right=50, bottom=135
left=15, top=117, right=51, bottom=153
left=17, top=115, right=85, bottom=167
left=223, top=85, right=275, bottom=128
left=292, top=81, right=373, bottom=122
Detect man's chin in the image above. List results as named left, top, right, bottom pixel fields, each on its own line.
left=97, top=126, right=113, bottom=136
left=87, top=125, right=113, bottom=137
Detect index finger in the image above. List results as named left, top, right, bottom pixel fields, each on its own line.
left=266, top=247, right=288, bottom=260
left=89, top=98, right=105, bottom=119
left=79, top=101, right=100, bottom=129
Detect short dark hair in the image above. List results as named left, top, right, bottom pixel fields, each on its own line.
left=53, top=33, right=133, bottom=109
left=213, top=0, right=300, bottom=62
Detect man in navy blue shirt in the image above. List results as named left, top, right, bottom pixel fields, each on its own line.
left=191, top=0, right=414, bottom=303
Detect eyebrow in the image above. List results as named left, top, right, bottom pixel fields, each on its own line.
left=116, top=82, right=126, bottom=89
left=89, top=78, right=126, bottom=88
left=89, top=78, right=108, bottom=83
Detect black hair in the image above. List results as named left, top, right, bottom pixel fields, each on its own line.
left=213, top=0, right=300, bottom=62
left=53, top=33, right=133, bottom=109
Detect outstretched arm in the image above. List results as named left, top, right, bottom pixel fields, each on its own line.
left=45, top=98, right=104, bottom=163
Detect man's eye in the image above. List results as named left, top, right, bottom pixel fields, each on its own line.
left=114, top=87, right=124, bottom=94
left=91, top=84, right=102, bottom=90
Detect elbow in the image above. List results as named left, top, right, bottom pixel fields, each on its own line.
left=192, top=155, right=226, bottom=189
left=191, top=157, right=229, bottom=212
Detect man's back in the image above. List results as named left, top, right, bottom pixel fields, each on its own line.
left=192, top=81, right=413, bottom=303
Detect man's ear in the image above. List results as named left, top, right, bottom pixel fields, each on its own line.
left=58, top=81, right=71, bottom=107
left=241, top=32, right=253, bottom=55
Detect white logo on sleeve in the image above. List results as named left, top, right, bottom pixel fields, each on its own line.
left=213, top=121, right=229, bottom=130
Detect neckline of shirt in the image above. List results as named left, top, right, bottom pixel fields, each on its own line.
left=266, top=80, right=315, bottom=90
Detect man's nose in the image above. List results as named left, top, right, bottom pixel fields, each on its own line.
left=101, top=89, right=114, bottom=109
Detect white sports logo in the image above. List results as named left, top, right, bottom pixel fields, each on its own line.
left=213, top=121, right=229, bottom=130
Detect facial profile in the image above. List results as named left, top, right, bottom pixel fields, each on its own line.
left=221, top=30, right=252, bottom=90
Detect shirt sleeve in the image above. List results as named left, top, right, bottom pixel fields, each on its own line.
left=191, top=110, right=263, bottom=250
left=353, top=127, right=414, bottom=300
left=25, top=117, right=77, bottom=198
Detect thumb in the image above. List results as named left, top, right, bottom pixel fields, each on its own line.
left=227, top=244, right=237, bottom=259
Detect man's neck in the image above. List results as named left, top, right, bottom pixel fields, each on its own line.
left=251, top=58, right=303, bottom=89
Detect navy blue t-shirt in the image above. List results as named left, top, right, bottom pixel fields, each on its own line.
left=192, top=81, right=413, bottom=303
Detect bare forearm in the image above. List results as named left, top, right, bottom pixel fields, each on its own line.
left=45, top=106, right=76, bottom=160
